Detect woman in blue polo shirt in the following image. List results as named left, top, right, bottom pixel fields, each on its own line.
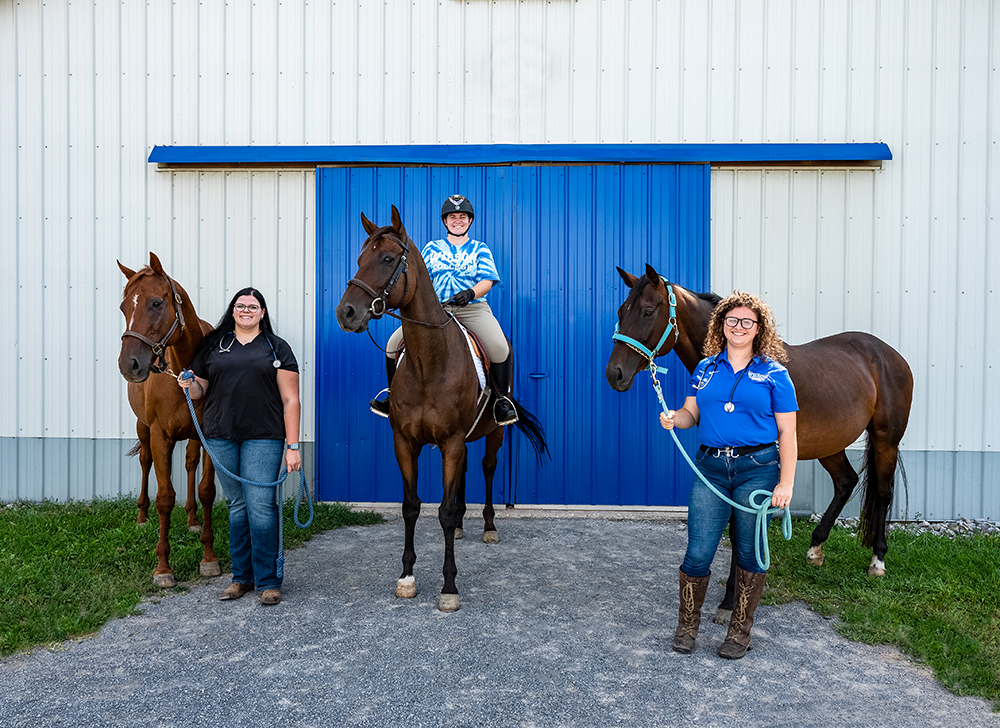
left=659, top=290, right=798, bottom=659
left=370, top=194, right=517, bottom=426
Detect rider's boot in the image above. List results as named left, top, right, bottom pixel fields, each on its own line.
left=489, top=358, right=518, bottom=426
left=369, top=357, right=396, bottom=418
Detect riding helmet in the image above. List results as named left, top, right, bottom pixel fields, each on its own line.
left=441, top=195, right=475, bottom=223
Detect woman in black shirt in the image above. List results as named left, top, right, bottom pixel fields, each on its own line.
left=179, top=287, right=300, bottom=606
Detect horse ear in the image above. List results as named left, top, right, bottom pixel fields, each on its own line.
left=390, top=205, right=407, bottom=238
left=117, top=260, right=136, bottom=280
left=616, top=266, right=639, bottom=288
left=645, top=263, right=662, bottom=286
left=361, top=212, right=379, bottom=236
left=149, top=252, right=165, bottom=274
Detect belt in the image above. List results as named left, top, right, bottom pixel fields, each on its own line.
left=699, top=442, right=775, bottom=458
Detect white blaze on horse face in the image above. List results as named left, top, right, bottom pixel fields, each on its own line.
left=128, top=293, right=139, bottom=331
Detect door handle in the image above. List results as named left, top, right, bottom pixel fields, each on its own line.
left=528, top=373, right=548, bottom=379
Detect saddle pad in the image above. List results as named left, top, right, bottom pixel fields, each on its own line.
left=452, top=319, right=487, bottom=391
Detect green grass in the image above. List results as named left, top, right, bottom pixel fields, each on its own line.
left=764, top=518, right=1000, bottom=710
left=0, top=497, right=383, bottom=658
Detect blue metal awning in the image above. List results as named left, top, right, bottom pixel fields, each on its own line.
left=149, top=143, right=891, bottom=167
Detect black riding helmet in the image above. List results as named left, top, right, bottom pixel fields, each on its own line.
left=441, top=195, right=475, bottom=224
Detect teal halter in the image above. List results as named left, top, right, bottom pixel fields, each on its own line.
left=611, top=283, right=679, bottom=376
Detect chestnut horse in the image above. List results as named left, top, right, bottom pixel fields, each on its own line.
left=335, top=206, right=548, bottom=612
left=606, top=264, right=913, bottom=619
left=117, top=253, right=219, bottom=587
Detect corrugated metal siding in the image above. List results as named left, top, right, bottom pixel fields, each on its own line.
left=316, top=164, right=709, bottom=506
left=2, top=0, right=999, bottom=516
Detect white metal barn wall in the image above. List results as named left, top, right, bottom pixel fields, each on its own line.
left=2, top=0, right=998, bottom=518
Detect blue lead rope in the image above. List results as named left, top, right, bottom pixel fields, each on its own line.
left=180, top=373, right=314, bottom=580
left=637, top=354, right=792, bottom=571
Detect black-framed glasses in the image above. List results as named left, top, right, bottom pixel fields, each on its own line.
left=724, top=316, right=758, bottom=329
left=234, top=303, right=261, bottom=313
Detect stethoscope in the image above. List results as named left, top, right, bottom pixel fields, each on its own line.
left=218, top=331, right=282, bottom=368
left=693, top=352, right=749, bottom=413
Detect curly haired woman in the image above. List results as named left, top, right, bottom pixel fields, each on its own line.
left=659, top=290, right=798, bottom=659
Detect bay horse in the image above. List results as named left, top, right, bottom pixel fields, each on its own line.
left=335, top=206, right=548, bottom=612
left=117, top=252, right=219, bottom=587
left=606, top=264, right=913, bottom=620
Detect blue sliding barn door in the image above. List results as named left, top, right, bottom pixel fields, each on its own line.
left=316, top=164, right=709, bottom=506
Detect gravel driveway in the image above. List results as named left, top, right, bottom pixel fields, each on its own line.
left=1, top=511, right=996, bottom=728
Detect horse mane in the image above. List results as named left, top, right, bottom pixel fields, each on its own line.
left=625, top=277, right=721, bottom=311
left=122, top=266, right=157, bottom=298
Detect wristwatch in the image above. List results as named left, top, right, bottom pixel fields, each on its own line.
left=286, top=443, right=300, bottom=451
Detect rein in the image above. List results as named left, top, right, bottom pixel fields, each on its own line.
left=349, top=231, right=455, bottom=330
left=611, top=283, right=791, bottom=570
left=121, top=273, right=187, bottom=373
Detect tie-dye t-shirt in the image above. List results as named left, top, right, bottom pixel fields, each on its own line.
left=422, top=238, right=501, bottom=303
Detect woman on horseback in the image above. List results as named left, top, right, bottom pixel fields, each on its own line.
left=370, top=194, right=518, bottom=426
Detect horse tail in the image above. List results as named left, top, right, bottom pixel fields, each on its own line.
left=856, top=435, right=909, bottom=549
left=125, top=440, right=142, bottom=457
left=510, top=399, right=550, bottom=466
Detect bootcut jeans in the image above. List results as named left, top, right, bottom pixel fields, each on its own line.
left=207, top=438, right=284, bottom=591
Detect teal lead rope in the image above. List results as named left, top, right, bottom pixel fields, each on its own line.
left=179, top=371, right=314, bottom=580
left=644, top=359, right=791, bottom=570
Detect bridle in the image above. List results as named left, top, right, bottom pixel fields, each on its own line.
left=121, top=273, right=187, bottom=374
left=611, top=283, right=679, bottom=376
left=347, top=231, right=452, bottom=330
left=347, top=232, right=411, bottom=319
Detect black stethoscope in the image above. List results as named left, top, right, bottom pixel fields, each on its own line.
left=218, top=331, right=282, bottom=368
left=693, top=352, right=750, bottom=414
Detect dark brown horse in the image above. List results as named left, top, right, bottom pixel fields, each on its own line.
left=335, top=206, right=548, bottom=612
left=606, top=264, right=913, bottom=617
left=117, top=253, right=219, bottom=587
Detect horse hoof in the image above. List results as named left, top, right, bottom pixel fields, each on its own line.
left=153, top=573, right=177, bottom=588
left=712, top=608, right=732, bottom=625
left=136, top=520, right=148, bottom=528
left=188, top=525, right=202, bottom=533
left=482, top=530, right=499, bottom=544
left=806, top=546, right=825, bottom=567
left=200, top=561, right=221, bottom=577
left=454, top=528, right=463, bottom=540
left=867, top=556, right=886, bottom=577
left=438, top=593, right=460, bottom=612
left=396, top=577, right=417, bottom=598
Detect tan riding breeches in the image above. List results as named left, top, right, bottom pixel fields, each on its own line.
left=385, top=300, right=511, bottom=364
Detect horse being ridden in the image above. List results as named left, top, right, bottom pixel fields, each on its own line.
left=117, top=252, right=220, bottom=587
left=336, top=206, right=548, bottom=612
left=606, top=264, right=913, bottom=616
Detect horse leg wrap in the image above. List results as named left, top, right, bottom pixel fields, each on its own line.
left=673, top=569, right=711, bottom=654
left=718, top=567, right=766, bottom=660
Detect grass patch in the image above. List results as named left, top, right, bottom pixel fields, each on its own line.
left=764, top=518, right=1000, bottom=710
left=0, top=497, right=383, bottom=658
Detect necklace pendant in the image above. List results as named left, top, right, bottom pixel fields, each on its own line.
left=724, top=402, right=735, bottom=413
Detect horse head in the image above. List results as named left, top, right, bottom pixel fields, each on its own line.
left=117, top=252, right=186, bottom=382
left=336, top=205, right=414, bottom=333
left=605, top=263, right=679, bottom=392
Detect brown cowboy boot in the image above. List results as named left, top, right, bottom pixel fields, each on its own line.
left=717, top=567, right=767, bottom=659
left=672, top=568, right=711, bottom=654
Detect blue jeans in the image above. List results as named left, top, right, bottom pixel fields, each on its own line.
left=681, top=444, right=780, bottom=577
left=207, top=439, right=284, bottom=591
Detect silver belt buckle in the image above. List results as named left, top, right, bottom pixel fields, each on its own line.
left=722, top=446, right=738, bottom=458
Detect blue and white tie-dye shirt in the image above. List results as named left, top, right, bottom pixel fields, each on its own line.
left=422, top=238, right=501, bottom=303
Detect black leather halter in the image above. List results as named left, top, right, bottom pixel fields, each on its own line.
left=121, top=273, right=187, bottom=373
left=347, top=232, right=410, bottom=318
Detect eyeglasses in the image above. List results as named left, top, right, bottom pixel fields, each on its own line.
left=724, top=316, right=758, bottom=329
left=234, top=303, right=260, bottom=313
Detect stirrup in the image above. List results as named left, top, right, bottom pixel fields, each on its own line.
left=493, top=397, right=518, bottom=426
left=369, top=389, right=390, bottom=418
